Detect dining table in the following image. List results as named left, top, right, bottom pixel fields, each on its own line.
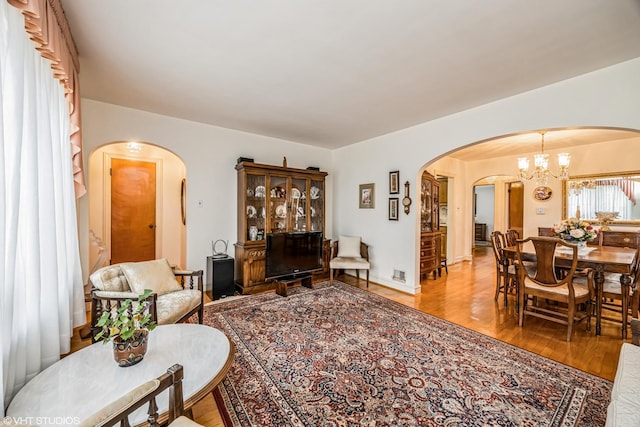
left=503, top=242, right=637, bottom=339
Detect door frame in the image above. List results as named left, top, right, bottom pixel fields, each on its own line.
left=103, top=152, right=164, bottom=263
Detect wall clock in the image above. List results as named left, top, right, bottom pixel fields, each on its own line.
left=402, top=181, right=412, bottom=214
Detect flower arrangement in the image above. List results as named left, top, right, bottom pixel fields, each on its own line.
left=95, top=289, right=157, bottom=343
left=552, top=218, right=598, bottom=243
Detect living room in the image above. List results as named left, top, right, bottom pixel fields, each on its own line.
left=3, top=1, right=640, bottom=424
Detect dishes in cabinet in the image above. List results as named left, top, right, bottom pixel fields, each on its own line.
left=254, top=185, right=266, bottom=198
left=276, top=221, right=285, bottom=230
left=246, top=205, right=257, bottom=218
left=275, top=204, right=287, bottom=218
left=296, top=206, right=305, bottom=216
left=310, top=206, right=316, bottom=217
left=246, top=188, right=253, bottom=197
left=270, top=186, right=286, bottom=198
left=310, top=186, right=320, bottom=199
left=291, top=188, right=301, bottom=199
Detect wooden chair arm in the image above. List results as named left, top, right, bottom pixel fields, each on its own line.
left=175, top=270, right=204, bottom=292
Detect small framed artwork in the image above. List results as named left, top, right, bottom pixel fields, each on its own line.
left=359, top=183, right=375, bottom=209
left=533, top=186, right=552, bottom=201
left=389, top=171, right=399, bottom=194
left=389, top=198, right=399, bottom=220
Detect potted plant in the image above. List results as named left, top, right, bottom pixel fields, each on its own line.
left=95, top=289, right=157, bottom=367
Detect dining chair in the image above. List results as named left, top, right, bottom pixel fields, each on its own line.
left=504, top=229, right=520, bottom=247
left=516, top=236, right=594, bottom=342
left=574, top=233, right=640, bottom=337
left=489, top=231, right=517, bottom=306
left=79, top=364, right=204, bottom=427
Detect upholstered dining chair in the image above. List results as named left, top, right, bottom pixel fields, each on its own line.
left=489, top=231, right=517, bottom=306
left=79, top=364, right=203, bottom=427
left=516, top=236, right=594, bottom=342
left=504, top=229, right=520, bottom=247
left=329, top=236, right=370, bottom=287
left=574, top=233, right=640, bottom=338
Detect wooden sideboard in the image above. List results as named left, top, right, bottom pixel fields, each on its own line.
left=420, top=231, right=442, bottom=280
left=475, top=223, right=487, bottom=241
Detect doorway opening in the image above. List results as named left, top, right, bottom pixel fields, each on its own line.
left=88, top=141, right=187, bottom=272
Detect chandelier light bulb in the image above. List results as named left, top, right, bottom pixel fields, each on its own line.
left=517, top=132, right=569, bottom=184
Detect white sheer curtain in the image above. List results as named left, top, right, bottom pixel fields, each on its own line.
left=1, top=1, right=85, bottom=414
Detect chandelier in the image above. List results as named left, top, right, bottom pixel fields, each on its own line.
left=517, top=132, right=570, bottom=186
left=568, top=179, right=596, bottom=196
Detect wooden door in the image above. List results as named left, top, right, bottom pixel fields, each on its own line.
left=508, top=182, right=524, bottom=238
left=111, top=158, right=156, bottom=264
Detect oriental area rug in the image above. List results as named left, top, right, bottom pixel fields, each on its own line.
left=202, top=281, right=611, bottom=426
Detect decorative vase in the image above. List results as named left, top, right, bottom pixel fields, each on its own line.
left=249, top=226, right=258, bottom=241
left=113, top=329, right=149, bottom=367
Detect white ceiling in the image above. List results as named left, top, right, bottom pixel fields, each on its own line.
left=60, top=0, right=640, bottom=150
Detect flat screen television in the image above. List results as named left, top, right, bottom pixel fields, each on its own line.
left=265, top=231, right=323, bottom=280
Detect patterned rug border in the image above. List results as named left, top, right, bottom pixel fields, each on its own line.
left=203, top=280, right=612, bottom=426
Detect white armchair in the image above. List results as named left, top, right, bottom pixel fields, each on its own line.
left=89, top=259, right=204, bottom=340
left=329, top=236, right=370, bottom=287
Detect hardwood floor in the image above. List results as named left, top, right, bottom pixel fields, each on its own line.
left=70, top=247, right=624, bottom=426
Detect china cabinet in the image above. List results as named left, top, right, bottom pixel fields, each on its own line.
left=235, top=161, right=329, bottom=294
left=420, top=171, right=442, bottom=280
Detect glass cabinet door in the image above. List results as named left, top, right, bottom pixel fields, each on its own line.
left=246, top=173, right=266, bottom=241
left=291, top=177, right=307, bottom=232
left=421, top=178, right=433, bottom=232
left=268, top=175, right=288, bottom=233
left=310, top=179, right=324, bottom=233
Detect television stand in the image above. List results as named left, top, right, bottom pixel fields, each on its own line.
left=274, top=273, right=312, bottom=297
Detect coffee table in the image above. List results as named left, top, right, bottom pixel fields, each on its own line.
left=6, top=324, right=234, bottom=426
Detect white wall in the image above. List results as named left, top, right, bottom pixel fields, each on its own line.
left=331, top=57, right=640, bottom=293
left=78, top=58, right=640, bottom=295
left=475, top=185, right=494, bottom=238
left=78, top=101, right=333, bottom=278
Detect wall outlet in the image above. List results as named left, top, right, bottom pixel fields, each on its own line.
left=536, top=208, right=545, bottom=215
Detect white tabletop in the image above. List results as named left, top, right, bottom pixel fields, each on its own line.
left=6, top=324, right=232, bottom=426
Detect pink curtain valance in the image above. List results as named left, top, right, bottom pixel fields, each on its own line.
left=7, top=0, right=86, bottom=198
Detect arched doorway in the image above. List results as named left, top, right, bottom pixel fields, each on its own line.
left=87, top=141, right=187, bottom=271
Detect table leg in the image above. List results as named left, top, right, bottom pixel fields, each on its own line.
left=513, top=262, right=519, bottom=314
left=594, top=266, right=604, bottom=336
left=620, top=273, right=632, bottom=339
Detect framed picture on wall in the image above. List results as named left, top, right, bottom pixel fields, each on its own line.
left=389, top=198, right=399, bottom=220
left=533, top=186, right=552, bottom=201
left=389, top=171, right=399, bottom=194
left=359, top=183, right=375, bottom=208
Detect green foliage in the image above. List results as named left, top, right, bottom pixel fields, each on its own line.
left=95, top=289, right=157, bottom=343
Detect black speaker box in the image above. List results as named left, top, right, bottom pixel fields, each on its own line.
left=206, top=256, right=235, bottom=300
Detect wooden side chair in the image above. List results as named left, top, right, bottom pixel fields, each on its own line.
left=575, top=232, right=640, bottom=338
left=516, top=236, right=594, bottom=342
left=504, top=229, right=520, bottom=247
left=329, top=236, right=370, bottom=287
left=489, top=231, right=517, bottom=306
left=79, top=364, right=203, bottom=427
